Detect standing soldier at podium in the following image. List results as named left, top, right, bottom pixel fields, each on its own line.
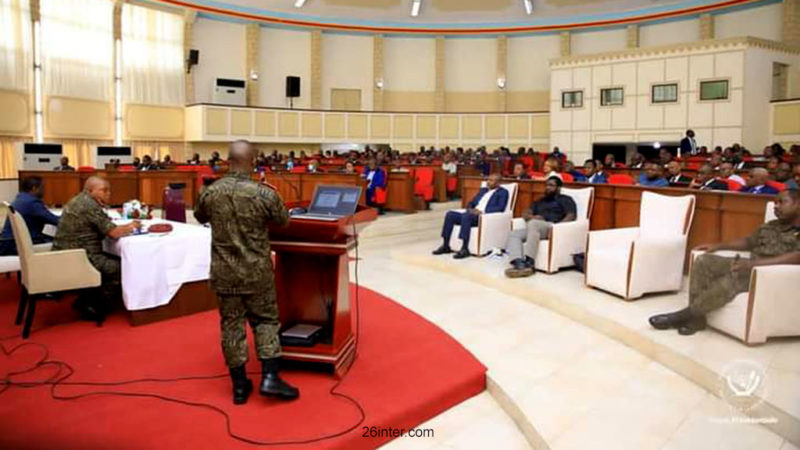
left=194, top=139, right=300, bottom=405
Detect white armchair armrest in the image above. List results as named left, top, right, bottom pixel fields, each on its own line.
left=28, top=249, right=101, bottom=295
left=747, top=264, right=800, bottom=344
left=629, top=235, right=688, bottom=298
left=479, top=211, right=514, bottom=253
left=587, top=227, right=639, bottom=252
left=547, top=219, right=590, bottom=271
left=511, top=217, right=526, bottom=231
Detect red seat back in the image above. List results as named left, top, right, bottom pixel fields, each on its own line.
left=561, top=173, right=574, bottom=183
left=722, top=178, right=743, bottom=191
left=374, top=187, right=388, bottom=205
left=446, top=175, right=458, bottom=193
left=414, top=168, right=435, bottom=201
left=608, top=174, right=635, bottom=185
left=766, top=180, right=786, bottom=192
left=77, top=166, right=95, bottom=172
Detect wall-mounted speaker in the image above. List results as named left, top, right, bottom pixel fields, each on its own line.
left=187, top=49, right=199, bottom=73
left=286, top=76, right=301, bottom=98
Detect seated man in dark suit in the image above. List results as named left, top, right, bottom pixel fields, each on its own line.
left=433, top=173, right=508, bottom=259
left=688, top=164, right=728, bottom=191
left=0, top=176, right=60, bottom=256
left=739, top=168, right=779, bottom=195
left=511, top=162, right=530, bottom=180
left=53, top=156, right=75, bottom=171
left=666, top=161, right=692, bottom=186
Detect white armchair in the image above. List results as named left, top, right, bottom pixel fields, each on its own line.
left=511, top=187, right=594, bottom=273
left=692, top=202, right=800, bottom=345
left=449, top=183, right=518, bottom=255
left=585, top=191, right=696, bottom=300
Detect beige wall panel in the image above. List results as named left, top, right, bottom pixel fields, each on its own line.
left=507, top=35, right=559, bottom=92
left=445, top=39, right=497, bottom=91
left=485, top=116, right=505, bottom=139
left=393, top=115, right=413, bottom=138
left=0, top=90, right=30, bottom=135
left=508, top=115, right=529, bottom=139
left=384, top=38, right=436, bottom=91
left=774, top=104, right=800, bottom=135
left=462, top=116, right=482, bottom=139
left=260, top=28, right=312, bottom=109
left=383, top=91, right=436, bottom=112
left=571, top=28, right=627, bottom=55
left=46, top=97, right=111, bottom=139
left=125, top=105, right=184, bottom=140
left=445, top=92, right=500, bottom=112
left=348, top=114, right=368, bottom=138
left=230, top=110, right=252, bottom=136
left=639, top=18, right=699, bottom=48
left=416, top=115, right=436, bottom=138
left=506, top=91, right=549, bottom=112
left=254, top=111, right=276, bottom=136
left=278, top=112, right=300, bottom=137
left=532, top=115, right=550, bottom=138
left=715, top=3, right=782, bottom=41
left=439, top=116, right=459, bottom=139
left=371, top=115, right=390, bottom=138
left=324, top=114, right=345, bottom=138
left=322, top=33, right=373, bottom=110
left=301, top=113, right=322, bottom=137
left=206, top=108, right=228, bottom=135
left=192, top=19, right=246, bottom=104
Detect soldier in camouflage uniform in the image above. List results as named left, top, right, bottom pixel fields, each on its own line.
left=53, top=177, right=141, bottom=321
left=194, top=140, right=298, bottom=405
left=650, top=189, right=800, bottom=335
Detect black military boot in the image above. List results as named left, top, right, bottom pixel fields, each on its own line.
left=678, top=315, right=707, bottom=336
left=229, top=365, right=253, bottom=405
left=259, top=358, right=299, bottom=400
left=648, top=307, right=692, bottom=330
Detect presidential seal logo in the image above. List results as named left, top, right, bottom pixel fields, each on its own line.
left=718, top=360, right=768, bottom=414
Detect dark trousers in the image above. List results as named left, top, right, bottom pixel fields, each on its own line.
left=366, top=187, right=376, bottom=207
left=441, top=211, right=479, bottom=249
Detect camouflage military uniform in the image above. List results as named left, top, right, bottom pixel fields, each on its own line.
left=194, top=171, right=289, bottom=368
left=52, top=191, right=121, bottom=304
left=690, top=220, right=800, bottom=315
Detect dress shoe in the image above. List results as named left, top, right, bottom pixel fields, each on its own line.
left=524, top=256, right=535, bottom=269
left=260, top=358, right=299, bottom=400
left=505, top=259, right=534, bottom=278
left=452, top=249, right=470, bottom=259
left=229, top=365, right=253, bottom=405
left=432, top=244, right=453, bottom=255
left=648, top=308, right=692, bottom=330
left=72, top=298, right=105, bottom=324
left=678, top=316, right=707, bottom=336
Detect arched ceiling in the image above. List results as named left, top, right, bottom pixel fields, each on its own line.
left=153, top=0, right=770, bottom=33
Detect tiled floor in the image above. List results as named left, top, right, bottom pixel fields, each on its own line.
left=359, top=206, right=799, bottom=450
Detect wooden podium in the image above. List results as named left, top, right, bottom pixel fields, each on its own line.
left=268, top=204, right=377, bottom=377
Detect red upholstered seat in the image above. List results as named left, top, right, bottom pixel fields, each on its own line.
left=118, top=166, right=136, bottom=172
left=521, top=156, right=535, bottom=170
left=77, top=166, right=95, bottom=172
left=414, top=167, right=435, bottom=201
left=608, top=174, right=635, bottom=185
left=446, top=175, right=458, bottom=193
left=722, top=178, right=743, bottom=191
left=766, top=180, right=786, bottom=192
left=561, top=173, right=574, bottom=183
left=291, top=166, right=307, bottom=173
left=374, top=187, right=388, bottom=205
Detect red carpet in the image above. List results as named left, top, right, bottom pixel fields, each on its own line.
left=0, top=276, right=486, bottom=449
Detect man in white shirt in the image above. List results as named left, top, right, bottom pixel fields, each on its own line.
left=719, top=162, right=746, bottom=186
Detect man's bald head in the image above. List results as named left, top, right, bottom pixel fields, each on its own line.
left=228, top=140, right=254, bottom=171
left=84, top=176, right=111, bottom=205
left=748, top=167, right=769, bottom=186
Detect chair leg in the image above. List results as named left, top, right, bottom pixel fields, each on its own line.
left=15, top=285, right=28, bottom=325
left=22, top=296, right=36, bottom=339
left=16, top=271, right=21, bottom=285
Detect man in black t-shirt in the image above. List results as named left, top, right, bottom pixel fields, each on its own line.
left=505, top=176, right=576, bottom=277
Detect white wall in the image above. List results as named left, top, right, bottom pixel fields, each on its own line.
left=444, top=38, right=497, bottom=91
left=715, top=2, right=783, bottom=41
left=639, top=18, right=700, bottom=48
left=259, top=27, right=311, bottom=109
left=321, top=33, right=373, bottom=110
left=383, top=37, right=436, bottom=91
left=191, top=18, right=246, bottom=104
left=744, top=47, right=800, bottom=150
left=507, top=34, right=560, bottom=91
left=571, top=28, right=627, bottom=55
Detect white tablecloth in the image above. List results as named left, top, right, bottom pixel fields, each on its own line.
left=103, top=220, right=211, bottom=311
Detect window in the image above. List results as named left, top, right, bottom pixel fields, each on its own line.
left=699, top=80, right=729, bottom=101
left=600, top=87, right=623, bottom=106
left=0, top=0, right=32, bottom=91
left=562, top=90, right=583, bottom=108
left=652, top=83, right=678, bottom=103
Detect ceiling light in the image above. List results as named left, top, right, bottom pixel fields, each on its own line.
left=411, top=0, right=421, bottom=17
left=294, top=0, right=307, bottom=8
left=523, top=0, right=533, bottom=15
left=497, top=77, right=506, bottom=89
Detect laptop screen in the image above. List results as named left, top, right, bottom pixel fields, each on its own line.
left=308, top=185, right=362, bottom=217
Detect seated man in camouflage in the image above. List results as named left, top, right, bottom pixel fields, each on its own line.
left=53, top=176, right=141, bottom=321
left=649, top=189, right=800, bottom=335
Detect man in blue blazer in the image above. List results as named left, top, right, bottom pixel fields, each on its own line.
left=0, top=176, right=60, bottom=256
left=433, top=173, right=508, bottom=259
left=739, top=168, right=780, bottom=195
left=362, top=158, right=387, bottom=207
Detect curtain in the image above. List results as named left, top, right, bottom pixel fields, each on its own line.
left=40, top=0, right=113, bottom=101
left=122, top=4, right=184, bottom=106
left=0, top=0, right=31, bottom=91
left=60, top=139, right=96, bottom=168
left=0, top=138, right=25, bottom=179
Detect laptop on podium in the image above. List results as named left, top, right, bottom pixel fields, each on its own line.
left=291, top=185, right=362, bottom=221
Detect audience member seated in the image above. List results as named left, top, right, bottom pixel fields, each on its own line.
left=442, top=154, right=457, bottom=176
left=603, top=154, right=624, bottom=169
left=688, top=164, right=728, bottom=191
left=709, top=152, right=724, bottom=170
left=540, top=157, right=562, bottom=180
left=719, top=162, right=746, bottom=185
left=583, top=159, right=608, bottom=184
left=362, top=158, right=386, bottom=208
left=0, top=176, right=60, bottom=256
left=680, top=129, right=698, bottom=155
left=511, top=162, right=530, bottom=180
left=504, top=177, right=576, bottom=278
left=188, top=153, right=201, bottom=165
left=739, top=168, right=779, bottom=195
left=209, top=151, right=222, bottom=168
left=637, top=162, right=669, bottom=187
left=432, top=173, right=508, bottom=260
left=775, top=162, right=798, bottom=190
left=649, top=189, right=800, bottom=335
left=53, top=156, right=75, bottom=171
left=658, top=148, right=675, bottom=166
left=132, top=156, right=141, bottom=169
left=666, top=161, right=692, bottom=186
left=160, top=155, right=173, bottom=168
left=564, top=160, right=586, bottom=182
left=139, top=155, right=158, bottom=171
left=341, top=161, right=356, bottom=174
left=307, top=159, right=324, bottom=173
left=629, top=152, right=645, bottom=169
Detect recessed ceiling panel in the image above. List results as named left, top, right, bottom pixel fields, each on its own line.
left=432, top=0, right=513, bottom=12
